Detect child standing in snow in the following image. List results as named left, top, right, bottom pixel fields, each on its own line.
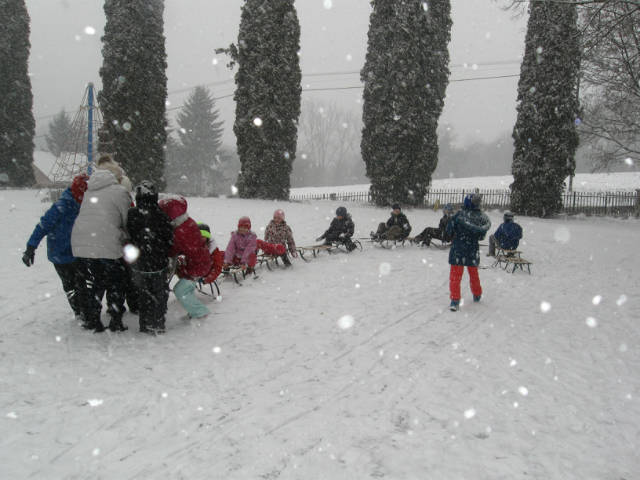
left=22, top=174, right=89, bottom=324
left=126, top=181, right=173, bottom=334
left=158, top=196, right=212, bottom=320
left=264, top=209, right=297, bottom=266
left=446, top=194, right=491, bottom=311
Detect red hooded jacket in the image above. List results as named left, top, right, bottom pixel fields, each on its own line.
left=158, top=196, right=212, bottom=279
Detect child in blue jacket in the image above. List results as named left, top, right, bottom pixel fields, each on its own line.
left=22, top=175, right=89, bottom=324
left=487, top=211, right=523, bottom=256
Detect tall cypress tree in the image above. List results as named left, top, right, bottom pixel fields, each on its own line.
left=219, top=0, right=301, bottom=199
left=361, top=0, right=451, bottom=206
left=511, top=0, right=580, bottom=217
left=175, top=86, right=224, bottom=195
left=0, top=0, right=35, bottom=187
left=99, top=0, right=168, bottom=188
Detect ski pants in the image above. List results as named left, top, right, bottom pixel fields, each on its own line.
left=324, top=233, right=357, bottom=251
left=449, top=265, right=482, bottom=301
left=174, top=278, right=209, bottom=319
left=78, top=258, right=127, bottom=327
left=123, top=260, right=139, bottom=314
left=53, top=260, right=86, bottom=318
left=416, top=227, right=444, bottom=244
left=132, top=269, right=169, bottom=331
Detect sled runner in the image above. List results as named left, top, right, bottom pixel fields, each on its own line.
left=493, top=248, right=532, bottom=274
left=197, top=279, right=221, bottom=297
left=365, top=236, right=409, bottom=249
left=296, top=244, right=336, bottom=260
left=257, top=253, right=287, bottom=270
left=221, top=265, right=259, bottom=285
left=297, top=239, right=363, bottom=260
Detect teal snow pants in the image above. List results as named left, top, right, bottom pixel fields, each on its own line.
left=173, top=278, right=209, bottom=319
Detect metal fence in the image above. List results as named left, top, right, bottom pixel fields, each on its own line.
left=289, top=188, right=640, bottom=217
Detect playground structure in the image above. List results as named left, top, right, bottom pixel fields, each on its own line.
left=47, top=83, right=102, bottom=186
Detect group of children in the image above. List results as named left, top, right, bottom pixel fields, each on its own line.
left=24, top=161, right=524, bottom=332
left=22, top=156, right=302, bottom=335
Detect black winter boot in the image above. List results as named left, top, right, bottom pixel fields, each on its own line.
left=108, top=317, right=128, bottom=332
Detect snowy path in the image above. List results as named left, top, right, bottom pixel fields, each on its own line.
left=1, top=191, right=639, bottom=479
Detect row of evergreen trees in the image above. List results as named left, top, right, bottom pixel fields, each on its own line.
left=0, top=0, right=583, bottom=218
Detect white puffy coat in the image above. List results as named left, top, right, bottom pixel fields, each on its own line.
left=71, top=169, right=131, bottom=259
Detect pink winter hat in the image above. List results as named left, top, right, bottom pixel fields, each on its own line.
left=238, top=216, right=251, bottom=229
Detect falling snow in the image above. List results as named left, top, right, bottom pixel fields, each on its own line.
left=2, top=189, right=638, bottom=478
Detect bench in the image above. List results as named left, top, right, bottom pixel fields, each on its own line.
left=493, top=249, right=532, bottom=274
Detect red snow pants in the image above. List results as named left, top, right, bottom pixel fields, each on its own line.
left=256, top=239, right=286, bottom=256
left=449, top=265, right=482, bottom=300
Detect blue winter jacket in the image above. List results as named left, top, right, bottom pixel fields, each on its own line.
left=27, top=188, right=81, bottom=264
left=446, top=206, right=491, bottom=267
left=494, top=220, right=523, bottom=250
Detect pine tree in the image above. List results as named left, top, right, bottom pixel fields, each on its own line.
left=361, top=0, right=451, bottom=206
left=511, top=0, right=581, bottom=217
left=45, top=110, right=74, bottom=157
left=175, top=86, right=224, bottom=195
left=218, top=0, right=301, bottom=199
left=0, top=0, right=35, bottom=187
left=98, top=0, right=168, bottom=188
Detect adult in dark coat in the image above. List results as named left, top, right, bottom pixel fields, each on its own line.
left=488, top=211, right=523, bottom=256
left=372, top=203, right=412, bottom=240
left=413, top=203, right=454, bottom=246
left=446, top=194, right=491, bottom=311
left=22, top=175, right=89, bottom=322
left=317, top=206, right=356, bottom=251
left=126, top=181, right=173, bottom=334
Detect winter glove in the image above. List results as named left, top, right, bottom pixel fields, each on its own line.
left=22, top=245, right=35, bottom=267
left=338, top=233, right=345, bottom=239
left=291, top=250, right=298, bottom=258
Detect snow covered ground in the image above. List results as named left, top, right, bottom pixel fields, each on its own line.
left=2, top=188, right=639, bottom=479
left=291, top=171, right=640, bottom=195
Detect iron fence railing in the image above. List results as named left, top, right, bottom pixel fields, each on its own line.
left=289, top=188, right=640, bottom=217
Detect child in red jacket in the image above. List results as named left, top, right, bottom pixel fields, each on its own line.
left=158, top=196, right=212, bottom=319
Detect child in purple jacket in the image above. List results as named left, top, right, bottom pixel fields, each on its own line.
left=223, top=217, right=258, bottom=272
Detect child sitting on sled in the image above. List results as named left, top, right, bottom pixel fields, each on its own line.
left=316, top=206, right=357, bottom=252
left=264, top=209, right=297, bottom=267
left=198, top=222, right=225, bottom=285
left=224, top=216, right=285, bottom=273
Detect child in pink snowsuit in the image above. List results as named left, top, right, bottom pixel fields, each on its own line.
left=223, top=217, right=285, bottom=272
left=224, top=217, right=258, bottom=272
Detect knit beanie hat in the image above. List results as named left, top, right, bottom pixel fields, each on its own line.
left=273, top=209, right=285, bottom=221
left=70, top=174, right=89, bottom=203
left=238, top=216, right=251, bottom=229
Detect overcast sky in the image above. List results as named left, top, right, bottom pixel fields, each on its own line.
left=27, top=0, right=527, bottom=147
